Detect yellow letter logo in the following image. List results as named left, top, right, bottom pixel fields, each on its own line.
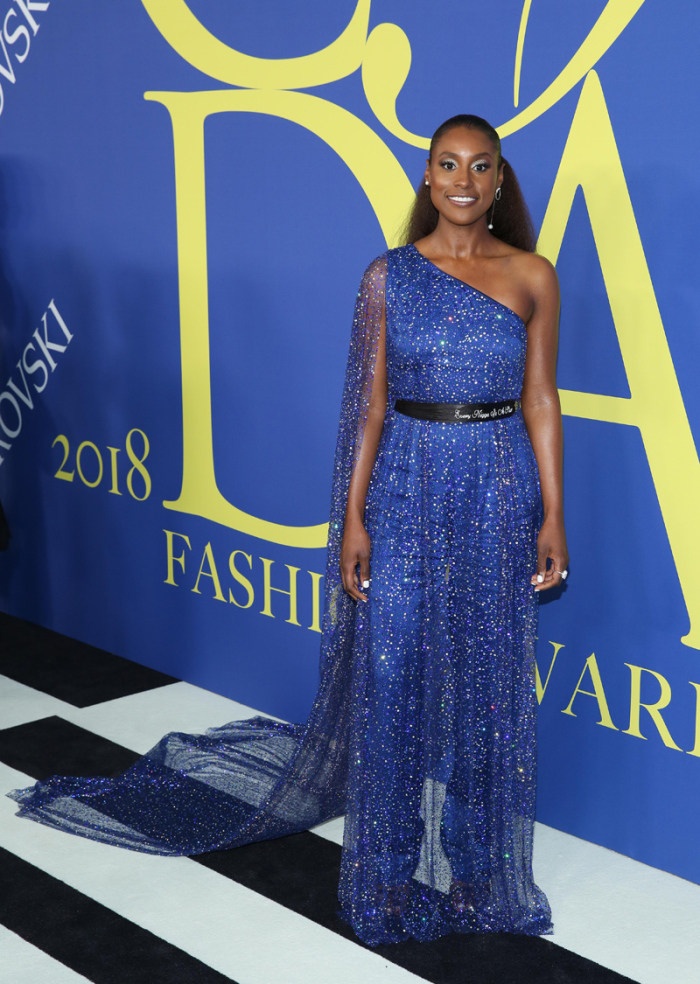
left=140, top=0, right=700, bottom=656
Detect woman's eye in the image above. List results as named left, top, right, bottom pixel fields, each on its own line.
left=440, top=160, right=457, bottom=170
left=472, top=161, right=490, bottom=172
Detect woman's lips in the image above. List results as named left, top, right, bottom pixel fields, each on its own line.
left=447, top=195, right=476, bottom=206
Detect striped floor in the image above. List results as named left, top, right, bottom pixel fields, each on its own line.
left=1, top=613, right=698, bottom=984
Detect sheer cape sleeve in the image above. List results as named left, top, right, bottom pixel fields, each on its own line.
left=7, top=254, right=389, bottom=856
left=321, top=253, right=387, bottom=662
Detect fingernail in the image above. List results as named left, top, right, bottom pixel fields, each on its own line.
left=537, top=574, right=544, bottom=584
left=361, top=598, right=368, bottom=603
left=362, top=580, right=370, bottom=588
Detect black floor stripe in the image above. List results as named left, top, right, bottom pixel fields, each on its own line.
left=1, top=715, right=640, bottom=984
left=0, top=717, right=141, bottom=780
left=197, top=836, right=639, bottom=984
left=0, top=612, right=177, bottom=707
left=0, top=847, right=237, bottom=984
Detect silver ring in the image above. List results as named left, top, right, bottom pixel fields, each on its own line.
left=555, top=569, right=568, bottom=579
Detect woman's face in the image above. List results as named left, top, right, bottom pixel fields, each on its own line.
left=425, top=126, right=503, bottom=230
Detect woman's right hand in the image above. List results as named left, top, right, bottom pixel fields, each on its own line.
left=340, top=516, right=371, bottom=602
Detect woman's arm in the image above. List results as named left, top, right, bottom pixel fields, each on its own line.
left=340, top=315, right=387, bottom=602
left=520, top=254, right=569, bottom=592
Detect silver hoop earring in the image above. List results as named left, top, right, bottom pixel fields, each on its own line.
left=495, top=186, right=502, bottom=201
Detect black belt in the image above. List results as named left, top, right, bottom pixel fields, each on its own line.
left=395, top=399, right=520, bottom=422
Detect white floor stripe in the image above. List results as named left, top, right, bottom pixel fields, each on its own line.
left=0, top=675, right=74, bottom=731
left=0, top=925, right=92, bottom=984
left=0, top=762, right=423, bottom=984
left=61, top=682, right=272, bottom=755
left=534, top=824, right=700, bottom=984
left=311, top=814, right=345, bottom=845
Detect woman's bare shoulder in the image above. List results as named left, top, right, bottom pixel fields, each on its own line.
left=502, top=248, right=559, bottom=304
left=513, top=250, right=558, bottom=286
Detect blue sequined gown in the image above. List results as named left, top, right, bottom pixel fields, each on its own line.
left=9, top=244, right=552, bottom=945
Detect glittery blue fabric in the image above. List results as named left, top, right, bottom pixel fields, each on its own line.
left=8, top=243, right=552, bottom=945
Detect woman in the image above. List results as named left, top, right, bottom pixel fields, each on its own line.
left=10, top=115, right=566, bottom=947
left=330, top=113, right=566, bottom=943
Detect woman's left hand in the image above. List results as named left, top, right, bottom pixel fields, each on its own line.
left=531, top=516, right=569, bottom=592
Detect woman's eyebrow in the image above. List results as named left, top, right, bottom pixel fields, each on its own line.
left=437, top=149, right=494, bottom=158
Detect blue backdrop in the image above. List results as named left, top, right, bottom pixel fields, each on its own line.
left=1, top=0, right=699, bottom=886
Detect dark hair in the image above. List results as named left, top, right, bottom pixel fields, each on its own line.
left=402, top=114, right=536, bottom=252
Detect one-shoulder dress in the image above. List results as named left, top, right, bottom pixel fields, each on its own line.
left=9, top=243, right=552, bottom=946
